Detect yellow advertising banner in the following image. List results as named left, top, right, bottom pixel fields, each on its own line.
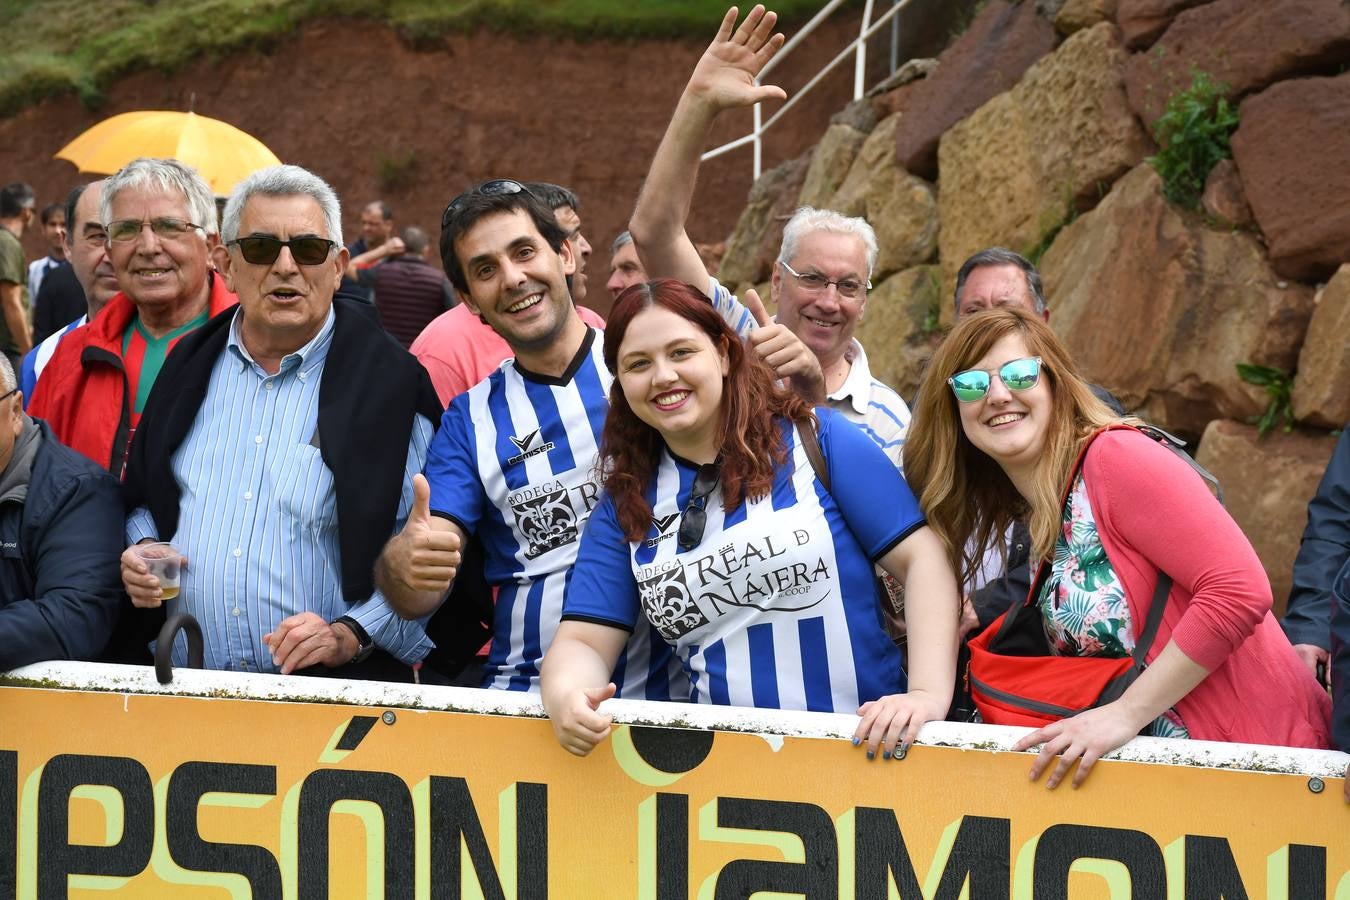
left=0, top=663, right=1345, bottom=899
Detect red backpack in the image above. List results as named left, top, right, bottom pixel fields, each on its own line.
left=965, top=424, right=1220, bottom=728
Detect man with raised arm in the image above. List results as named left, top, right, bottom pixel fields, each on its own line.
left=630, top=4, right=908, bottom=469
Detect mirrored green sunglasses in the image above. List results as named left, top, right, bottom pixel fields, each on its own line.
left=948, top=356, right=1044, bottom=402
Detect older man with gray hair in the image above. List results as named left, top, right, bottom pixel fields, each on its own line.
left=631, top=7, right=908, bottom=467
left=116, top=164, right=443, bottom=681
left=30, top=158, right=237, bottom=474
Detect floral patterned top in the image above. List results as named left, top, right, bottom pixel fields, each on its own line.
left=1037, top=473, right=1189, bottom=739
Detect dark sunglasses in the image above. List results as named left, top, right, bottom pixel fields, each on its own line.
left=441, top=179, right=531, bottom=229
left=677, top=462, right=722, bottom=552
left=228, top=235, right=337, bottom=266
left=948, top=356, right=1044, bottom=403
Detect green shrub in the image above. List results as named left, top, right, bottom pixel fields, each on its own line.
left=1236, top=362, right=1294, bottom=438
left=1147, top=68, right=1240, bottom=210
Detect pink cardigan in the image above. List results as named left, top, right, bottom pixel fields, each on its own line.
left=1083, top=429, right=1330, bottom=748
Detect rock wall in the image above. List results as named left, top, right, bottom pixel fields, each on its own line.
left=712, top=0, right=1345, bottom=619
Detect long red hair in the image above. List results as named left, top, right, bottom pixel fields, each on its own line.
left=600, top=279, right=814, bottom=541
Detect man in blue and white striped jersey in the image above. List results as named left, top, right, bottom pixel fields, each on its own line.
left=376, top=180, right=687, bottom=697
left=629, top=7, right=910, bottom=473
left=118, top=165, right=441, bottom=680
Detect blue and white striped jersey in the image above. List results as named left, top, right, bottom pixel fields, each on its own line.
left=424, top=328, right=685, bottom=698
left=564, top=408, right=924, bottom=712
left=706, top=276, right=910, bottom=471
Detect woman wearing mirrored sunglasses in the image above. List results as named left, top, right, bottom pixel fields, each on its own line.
left=540, top=279, right=961, bottom=759
left=905, top=308, right=1330, bottom=788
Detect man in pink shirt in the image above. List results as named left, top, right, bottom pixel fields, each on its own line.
left=412, top=183, right=605, bottom=405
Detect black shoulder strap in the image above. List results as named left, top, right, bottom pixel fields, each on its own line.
left=796, top=418, right=829, bottom=492
left=1132, top=571, right=1172, bottom=664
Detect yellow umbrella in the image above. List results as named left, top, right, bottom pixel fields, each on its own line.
left=54, top=110, right=282, bottom=196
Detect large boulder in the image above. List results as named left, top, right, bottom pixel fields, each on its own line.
left=1040, top=164, right=1315, bottom=438
left=1292, top=265, right=1350, bottom=428
left=797, top=123, right=867, bottom=210
left=894, top=1, right=1057, bottom=181
left=1231, top=72, right=1350, bottom=282
left=937, top=23, right=1151, bottom=298
left=830, top=113, right=940, bottom=282
left=717, top=150, right=812, bottom=288
left=1116, top=0, right=1214, bottom=49
left=1055, top=0, right=1118, bottom=36
left=1123, top=0, right=1350, bottom=127
left=1194, top=420, right=1339, bottom=615
left=854, top=264, right=944, bottom=402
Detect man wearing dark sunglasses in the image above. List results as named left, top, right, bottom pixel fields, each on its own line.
left=116, top=164, right=442, bottom=682
left=377, top=179, right=684, bottom=700
left=29, top=158, right=237, bottom=476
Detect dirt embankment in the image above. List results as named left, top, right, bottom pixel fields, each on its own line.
left=0, top=14, right=870, bottom=315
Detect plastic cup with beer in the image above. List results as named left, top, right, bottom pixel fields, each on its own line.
left=134, top=542, right=183, bottom=601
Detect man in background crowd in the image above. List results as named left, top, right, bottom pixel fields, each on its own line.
left=360, top=225, right=454, bottom=347
left=341, top=199, right=395, bottom=301
left=26, top=183, right=110, bottom=374
left=605, top=230, right=647, bottom=301
left=0, top=181, right=36, bottom=373
left=26, top=202, right=67, bottom=304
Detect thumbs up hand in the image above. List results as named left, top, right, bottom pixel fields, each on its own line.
left=743, top=288, right=826, bottom=404
left=391, top=474, right=462, bottom=595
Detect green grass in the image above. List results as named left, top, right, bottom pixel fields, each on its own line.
left=0, top=0, right=830, bottom=117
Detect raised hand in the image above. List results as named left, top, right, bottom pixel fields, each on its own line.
left=386, top=474, right=462, bottom=596
left=744, top=287, right=826, bottom=402
left=687, top=5, right=788, bottom=113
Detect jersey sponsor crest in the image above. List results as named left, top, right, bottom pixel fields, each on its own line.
left=510, top=482, right=581, bottom=559
left=637, top=562, right=708, bottom=641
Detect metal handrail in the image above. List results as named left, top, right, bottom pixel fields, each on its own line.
left=703, top=0, right=920, bottom=179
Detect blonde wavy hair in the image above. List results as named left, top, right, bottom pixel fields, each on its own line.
left=904, top=308, right=1132, bottom=586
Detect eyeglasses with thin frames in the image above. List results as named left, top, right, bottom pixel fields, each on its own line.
left=0, top=388, right=18, bottom=404
left=778, top=260, right=870, bottom=299
left=105, top=217, right=204, bottom=243
left=677, top=462, right=722, bottom=552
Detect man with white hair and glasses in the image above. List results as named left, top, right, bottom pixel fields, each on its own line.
left=630, top=6, right=910, bottom=469
left=30, top=157, right=236, bottom=475
left=116, top=164, right=441, bottom=679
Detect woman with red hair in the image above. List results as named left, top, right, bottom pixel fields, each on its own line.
left=540, top=279, right=960, bottom=758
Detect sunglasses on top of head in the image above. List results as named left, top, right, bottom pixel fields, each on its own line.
left=227, top=235, right=337, bottom=266
left=948, top=356, right=1044, bottom=403
left=441, top=179, right=532, bottom=230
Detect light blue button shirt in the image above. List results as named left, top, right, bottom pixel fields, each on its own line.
left=127, top=307, right=435, bottom=672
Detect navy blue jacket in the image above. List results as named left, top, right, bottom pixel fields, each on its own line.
left=1283, top=427, right=1350, bottom=649
left=1330, top=558, right=1349, bottom=751
left=0, top=419, right=123, bottom=668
